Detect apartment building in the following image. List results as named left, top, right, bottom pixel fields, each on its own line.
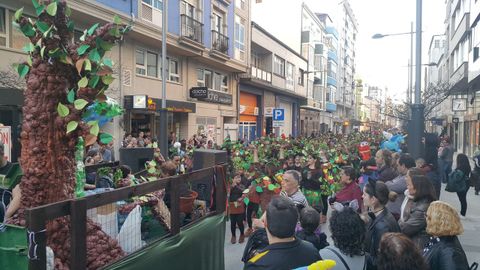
left=0, top=0, right=250, bottom=155
left=238, top=22, right=307, bottom=139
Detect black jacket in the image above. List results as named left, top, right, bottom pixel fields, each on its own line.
left=243, top=238, right=321, bottom=270
left=423, top=236, right=469, bottom=270
left=377, top=166, right=398, bottom=183
left=366, top=209, right=400, bottom=259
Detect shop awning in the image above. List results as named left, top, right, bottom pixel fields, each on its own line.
left=300, top=105, right=323, bottom=112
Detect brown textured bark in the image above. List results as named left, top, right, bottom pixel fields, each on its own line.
left=9, top=1, right=127, bottom=268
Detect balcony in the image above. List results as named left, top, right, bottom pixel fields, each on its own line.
left=326, top=102, right=337, bottom=112
left=210, top=30, right=229, bottom=60
left=449, top=13, right=470, bottom=55
left=449, top=61, right=469, bottom=94
left=327, top=76, right=337, bottom=87
left=328, top=51, right=338, bottom=64
left=179, top=14, right=204, bottom=49
left=239, top=66, right=272, bottom=83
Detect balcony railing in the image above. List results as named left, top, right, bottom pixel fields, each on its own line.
left=239, top=66, right=272, bottom=83
left=180, top=14, right=203, bottom=44
left=211, top=30, right=229, bottom=54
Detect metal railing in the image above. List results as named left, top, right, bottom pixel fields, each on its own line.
left=211, top=30, right=229, bottom=54
left=180, top=14, right=203, bottom=44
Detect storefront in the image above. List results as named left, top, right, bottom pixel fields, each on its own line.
left=123, top=95, right=196, bottom=141
left=239, top=92, right=261, bottom=142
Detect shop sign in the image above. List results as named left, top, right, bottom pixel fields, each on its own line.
left=0, top=126, right=11, bottom=162
left=264, top=107, right=274, bottom=116
left=452, top=117, right=459, bottom=123
left=190, top=87, right=208, bottom=99
left=253, top=107, right=259, bottom=116
left=147, top=98, right=156, bottom=111
left=133, top=95, right=147, bottom=109
left=205, top=91, right=233, bottom=105
left=272, top=121, right=284, bottom=127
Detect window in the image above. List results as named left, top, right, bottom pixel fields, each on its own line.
left=0, top=8, right=6, bottom=47
left=274, top=55, right=285, bottom=77
left=298, top=69, right=304, bottom=86
left=142, top=0, right=163, bottom=26
left=181, top=0, right=202, bottom=21
left=197, top=68, right=228, bottom=92
left=147, top=51, right=158, bottom=77
left=236, top=0, right=246, bottom=9
left=212, top=11, right=223, bottom=34
left=286, top=62, right=294, bottom=90
left=143, top=0, right=163, bottom=10
left=169, top=59, right=180, bottom=82
left=234, top=15, right=245, bottom=61
left=136, top=49, right=146, bottom=75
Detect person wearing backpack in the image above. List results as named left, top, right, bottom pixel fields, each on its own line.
left=446, top=154, right=471, bottom=218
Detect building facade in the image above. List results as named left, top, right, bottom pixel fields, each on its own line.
left=0, top=0, right=251, bottom=156
left=239, top=22, right=307, bottom=140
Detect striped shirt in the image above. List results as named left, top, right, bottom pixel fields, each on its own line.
left=281, top=190, right=309, bottom=207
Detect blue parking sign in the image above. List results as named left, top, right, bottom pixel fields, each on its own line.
left=273, top=109, right=285, bottom=121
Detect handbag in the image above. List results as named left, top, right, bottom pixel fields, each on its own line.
left=446, top=170, right=467, bottom=193
left=228, top=201, right=245, bottom=215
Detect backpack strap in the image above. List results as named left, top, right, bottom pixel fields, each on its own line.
left=326, top=247, right=351, bottom=270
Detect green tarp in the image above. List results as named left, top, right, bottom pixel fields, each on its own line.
left=0, top=224, right=28, bottom=270
left=106, top=214, right=226, bottom=270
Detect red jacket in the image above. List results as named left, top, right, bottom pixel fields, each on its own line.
left=335, top=181, right=363, bottom=211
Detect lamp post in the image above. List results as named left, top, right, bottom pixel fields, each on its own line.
left=159, top=0, right=168, bottom=158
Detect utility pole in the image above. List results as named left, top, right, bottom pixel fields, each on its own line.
left=159, top=0, right=168, bottom=158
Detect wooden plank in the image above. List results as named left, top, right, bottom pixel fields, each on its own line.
left=25, top=207, right=47, bottom=270
left=169, top=179, right=181, bottom=235
left=69, top=198, right=87, bottom=270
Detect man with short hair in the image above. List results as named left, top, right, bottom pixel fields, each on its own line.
left=280, top=170, right=308, bottom=208
left=244, top=196, right=321, bottom=270
left=0, top=142, right=12, bottom=175
left=386, top=154, right=416, bottom=219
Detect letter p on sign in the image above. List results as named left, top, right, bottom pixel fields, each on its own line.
left=273, top=109, right=284, bottom=121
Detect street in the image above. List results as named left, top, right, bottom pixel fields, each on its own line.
left=224, top=184, right=480, bottom=269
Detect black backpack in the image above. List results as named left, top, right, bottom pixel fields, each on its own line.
left=241, top=228, right=269, bottom=263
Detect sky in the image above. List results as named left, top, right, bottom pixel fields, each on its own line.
left=306, top=0, right=447, bottom=102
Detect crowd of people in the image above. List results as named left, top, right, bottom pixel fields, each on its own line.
left=219, top=132, right=476, bottom=270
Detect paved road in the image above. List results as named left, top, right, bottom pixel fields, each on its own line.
left=224, top=185, right=480, bottom=269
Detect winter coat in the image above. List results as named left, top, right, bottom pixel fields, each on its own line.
left=365, top=208, right=400, bottom=260
left=385, top=174, right=407, bottom=217
left=423, top=236, right=469, bottom=270
left=399, top=198, right=432, bottom=249
left=377, top=166, right=398, bottom=183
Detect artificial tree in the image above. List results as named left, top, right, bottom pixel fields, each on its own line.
left=10, top=0, right=129, bottom=269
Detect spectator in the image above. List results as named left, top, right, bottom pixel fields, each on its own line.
left=415, top=158, right=425, bottom=169
left=423, top=201, right=469, bottom=270
left=377, top=233, right=428, bottom=270
left=400, top=168, right=425, bottom=222
left=421, top=133, right=442, bottom=199
left=243, top=196, right=321, bottom=270
left=472, top=151, right=480, bottom=195
left=296, top=207, right=329, bottom=251
left=363, top=179, right=400, bottom=268
left=137, top=131, right=145, bottom=147
left=386, top=154, right=416, bottom=220
left=331, top=166, right=363, bottom=212
left=320, top=206, right=367, bottom=270
left=301, top=154, right=324, bottom=216
left=126, top=137, right=138, bottom=148
left=280, top=170, right=309, bottom=208
left=375, top=149, right=398, bottom=182
left=451, top=153, right=471, bottom=218
left=99, top=142, right=112, bottom=162
left=399, top=175, right=437, bottom=249
left=439, top=137, right=454, bottom=183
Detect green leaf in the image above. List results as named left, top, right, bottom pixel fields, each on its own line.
left=43, top=25, right=53, bottom=38
left=147, top=167, right=156, bottom=174
left=14, top=7, right=24, bottom=21
left=36, top=21, right=50, bottom=33
left=88, top=48, right=101, bottom=62
left=268, top=184, right=275, bottom=191
left=78, top=77, right=88, bottom=88
left=80, top=30, right=87, bottom=41
left=65, top=6, right=72, bottom=17
left=57, top=103, right=69, bottom=117
left=99, top=40, right=113, bottom=51
left=48, top=48, right=59, bottom=56
left=17, top=64, right=29, bottom=78
left=101, top=75, right=114, bottom=85
left=67, top=89, right=75, bottom=103
left=77, top=44, right=89, bottom=56
left=90, top=122, right=99, bottom=136
left=67, top=21, right=75, bottom=32
left=256, top=186, right=263, bottom=193
left=26, top=56, right=33, bottom=67
left=35, top=5, right=45, bottom=16
left=103, top=58, right=113, bottom=68
left=22, top=42, right=35, bottom=53
left=243, top=197, right=250, bottom=206
left=99, top=133, right=113, bottom=144
left=20, top=23, right=35, bottom=37
left=84, top=59, right=91, bottom=71
left=40, top=46, right=46, bottom=58
left=88, top=75, right=100, bottom=88
left=46, top=2, right=57, bottom=16
left=74, top=99, right=88, bottom=110
left=113, top=15, right=122, bottom=25
left=87, top=23, right=99, bottom=36
left=32, top=0, right=40, bottom=9
left=66, top=121, right=78, bottom=134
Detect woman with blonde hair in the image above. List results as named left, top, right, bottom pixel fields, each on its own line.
left=423, top=201, right=469, bottom=270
